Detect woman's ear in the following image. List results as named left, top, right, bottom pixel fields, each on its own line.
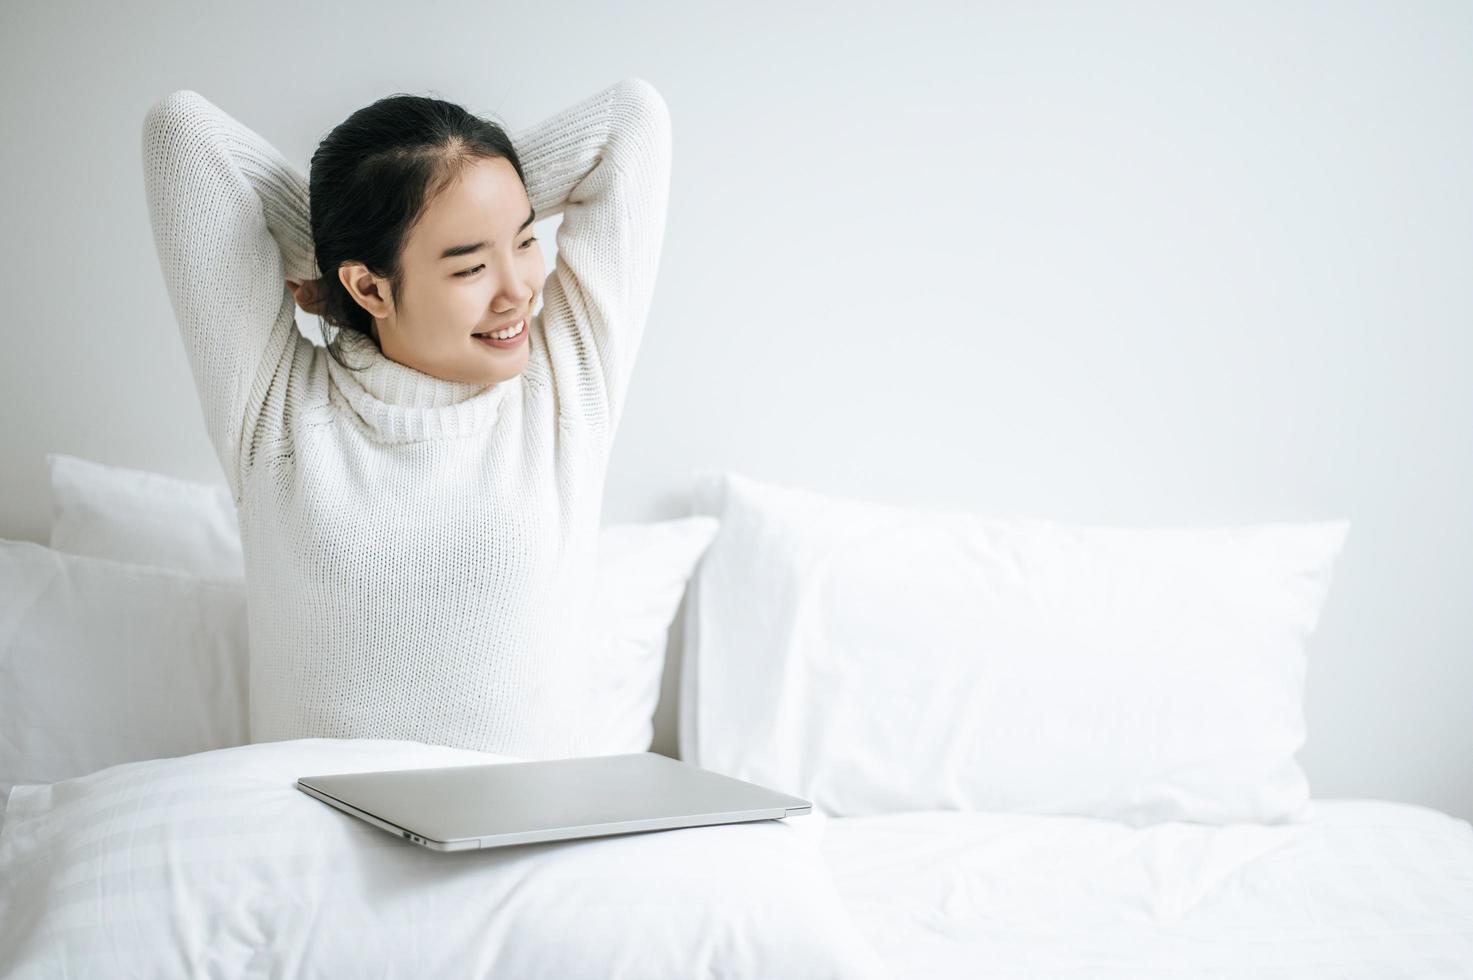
left=339, top=261, right=394, bottom=319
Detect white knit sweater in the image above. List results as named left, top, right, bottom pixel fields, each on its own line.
left=141, top=79, right=672, bottom=759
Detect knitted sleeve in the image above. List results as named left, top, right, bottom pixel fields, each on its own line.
left=141, top=90, right=317, bottom=504
left=510, top=77, right=673, bottom=440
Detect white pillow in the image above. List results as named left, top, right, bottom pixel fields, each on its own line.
left=43, top=452, right=718, bottom=755
left=0, top=540, right=249, bottom=808
left=589, top=519, right=719, bottom=753
left=683, top=470, right=1351, bottom=827
left=0, top=738, right=886, bottom=979
left=47, top=452, right=243, bottom=581
left=0, top=527, right=717, bottom=802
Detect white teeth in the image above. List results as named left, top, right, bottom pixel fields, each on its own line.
left=479, top=319, right=525, bottom=341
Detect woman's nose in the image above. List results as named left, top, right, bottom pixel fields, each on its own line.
left=498, top=281, right=534, bottom=310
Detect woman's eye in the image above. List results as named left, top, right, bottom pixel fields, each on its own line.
left=454, top=239, right=536, bottom=278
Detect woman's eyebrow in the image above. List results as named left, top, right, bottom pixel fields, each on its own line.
left=439, top=207, right=538, bottom=260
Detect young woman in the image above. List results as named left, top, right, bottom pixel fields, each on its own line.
left=140, top=79, right=672, bottom=759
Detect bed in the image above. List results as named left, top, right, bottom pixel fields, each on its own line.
left=3, top=456, right=1471, bottom=977
left=819, top=800, right=1473, bottom=978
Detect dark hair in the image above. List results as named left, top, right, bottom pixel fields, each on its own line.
left=307, top=92, right=527, bottom=370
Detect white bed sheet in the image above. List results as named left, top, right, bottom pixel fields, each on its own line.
left=819, top=799, right=1473, bottom=978
left=9, top=780, right=1473, bottom=978
left=0, top=739, right=887, bottom=978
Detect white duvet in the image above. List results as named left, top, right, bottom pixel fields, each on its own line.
left=822, top=800, right=1473, bottom=978
left=4, top=739, right=1472, bottom=979
left=0, top=738, right=886, bottom=979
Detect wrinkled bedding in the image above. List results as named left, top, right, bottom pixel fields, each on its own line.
left=0, top=739, right=886, bottom=979
left=819, top=799, right=1473, bottom=978
left=5, top=744, right=1472, bottom=978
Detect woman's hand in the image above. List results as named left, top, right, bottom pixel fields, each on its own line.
left=286, top=277, right=326, bottom=316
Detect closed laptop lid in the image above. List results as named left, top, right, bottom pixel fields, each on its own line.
left=297, top=751, right=812, bottom=852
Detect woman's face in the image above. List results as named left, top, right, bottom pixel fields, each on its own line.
left=338, top=156, right=545, bottom=386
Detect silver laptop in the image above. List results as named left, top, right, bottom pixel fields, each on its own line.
left=296, top=751, right=812, bottom=852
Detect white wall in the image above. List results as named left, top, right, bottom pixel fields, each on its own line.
left=2, top=1, right=1468, bottom=820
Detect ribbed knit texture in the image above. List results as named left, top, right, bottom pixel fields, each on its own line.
left=141, top=79, right=672, bottom=759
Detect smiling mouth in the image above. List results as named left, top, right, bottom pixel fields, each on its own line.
left=474, top=321, right=527, bottom=340
left=472, top=318, right=528, bottom=349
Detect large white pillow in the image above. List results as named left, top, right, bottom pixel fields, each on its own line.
left=683, top=470, right=1351, bottom=827
left=588, top=519, right=718, bottom=753
left=0, top=540, right=249, bottom=809
left=0, top=738, right=886, bottom=979
left=47, top=451, right=244, bottom=581
left=42, top=452, right=717, bottom=756
left=0, top=526, right=715, bottom=815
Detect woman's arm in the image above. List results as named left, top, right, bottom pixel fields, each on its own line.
left=141, top=90, right=317, bottom=503
left=511, top=77, right=673, bottom=439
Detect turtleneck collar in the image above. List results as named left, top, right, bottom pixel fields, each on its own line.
left=324, top=329, right=515, bottom=442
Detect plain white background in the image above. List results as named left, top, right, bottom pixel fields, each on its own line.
left=0, top=1, right=1468, bottom=820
